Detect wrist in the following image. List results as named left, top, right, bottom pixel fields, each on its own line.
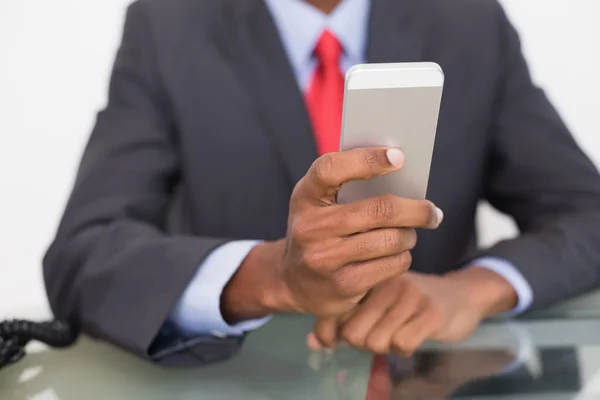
left=221, top=241, right=296, bottom=323
left=445, top=267, right=518, bottom=317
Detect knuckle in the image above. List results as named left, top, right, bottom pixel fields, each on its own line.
left=419, top=297, right=434, bottom=314
left=290, top=178, right=307, bottom=200
left=366, top=335, right=390, bottom=354
left=290, top=216, right=312, bottom=242
left=341, top=326, right=364, bottom=348
left=311, top=154, right=337, bottom=186
left=384, top=229, right=403, bottom=250
left=355, top=238, right=377, bottom=256
left=402, top=283, right=419, bottom=300
left=393, top=335, right=418, bottom=355
left=375, top=257, right=394, bottom=276
left=375, top=252, right=412, bottom=277
left=333, top=270, right=357, bottom=297
left=359, top=149, right=382, bottom=171
left=302, top=248, right=330, bottom=271
left=428, top=303, right=445, bottom=323
left=367, top=195, right=396, bottom=222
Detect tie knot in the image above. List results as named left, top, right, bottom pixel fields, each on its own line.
left=314, top=30, right=343, bottom=65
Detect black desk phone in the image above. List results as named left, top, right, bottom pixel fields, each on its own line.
left=0, top=319, right=78, bottom=370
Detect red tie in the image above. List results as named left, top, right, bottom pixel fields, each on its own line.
left=366, top=355, right=391, bottom=400
left=305, top=30, right=345, bottom=155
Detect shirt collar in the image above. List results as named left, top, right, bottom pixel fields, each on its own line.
left=264, top=0, right=370, bottom=66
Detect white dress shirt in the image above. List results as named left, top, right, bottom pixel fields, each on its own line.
left=169, top=0, right=533, bottom=338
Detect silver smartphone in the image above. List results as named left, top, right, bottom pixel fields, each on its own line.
left=337, top=62, right=444, bottom=203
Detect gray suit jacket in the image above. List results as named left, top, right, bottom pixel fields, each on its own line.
left=43, top=0, right=600, bottom=366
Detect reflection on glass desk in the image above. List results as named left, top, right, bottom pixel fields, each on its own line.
left=2, top=291, right=600, bottom=400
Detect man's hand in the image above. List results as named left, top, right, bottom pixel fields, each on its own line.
left=308, top=268, right=518, bottom=355
left=221, top=148, right=443, bottom=323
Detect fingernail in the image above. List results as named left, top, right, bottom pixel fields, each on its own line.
left=386, top=148, right=405, bottom=169
left=436, top=207, right=444, bottom=226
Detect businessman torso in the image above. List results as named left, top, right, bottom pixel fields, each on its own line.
left=46, top=0, right=600, bottom=365
left=135, top=0, right=501, bottom=274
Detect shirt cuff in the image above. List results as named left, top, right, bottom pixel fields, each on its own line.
left=468, top=257, right=534, bottom=317
left=169, top=240, right=272, bottom=338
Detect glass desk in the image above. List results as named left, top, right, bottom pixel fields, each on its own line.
left=2, top=291, right=600, bottom=400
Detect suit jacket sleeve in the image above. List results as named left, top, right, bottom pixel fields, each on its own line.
left=43, top=2, right=243, bottom=366
left=478, top=2, right=600, bottom=309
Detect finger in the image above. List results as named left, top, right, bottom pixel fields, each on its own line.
left=391, top=306, right=442, bottom=357
left=312, top=306, right=362, bottom=350
left=338, top=287, right=398, bottom=350
left=306, top=332, right=323, bottom=351
left=293, top=148, right=405, bottom=206
left=309, top=228, right=417, bottom=270
left=334, top=251, right=413, bottom=297
left=313, top=315, right=344, bottom=350
left=364, top=287, right=424, bottom=354
left=334, top=195, right=443, bottom=234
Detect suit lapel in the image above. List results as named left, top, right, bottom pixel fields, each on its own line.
left=212, top=0, right=317, bottom=187
left=367, top=0, right=422, bottom=64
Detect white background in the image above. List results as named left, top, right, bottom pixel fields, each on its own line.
left=0, top=0, right=599, bottom=319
